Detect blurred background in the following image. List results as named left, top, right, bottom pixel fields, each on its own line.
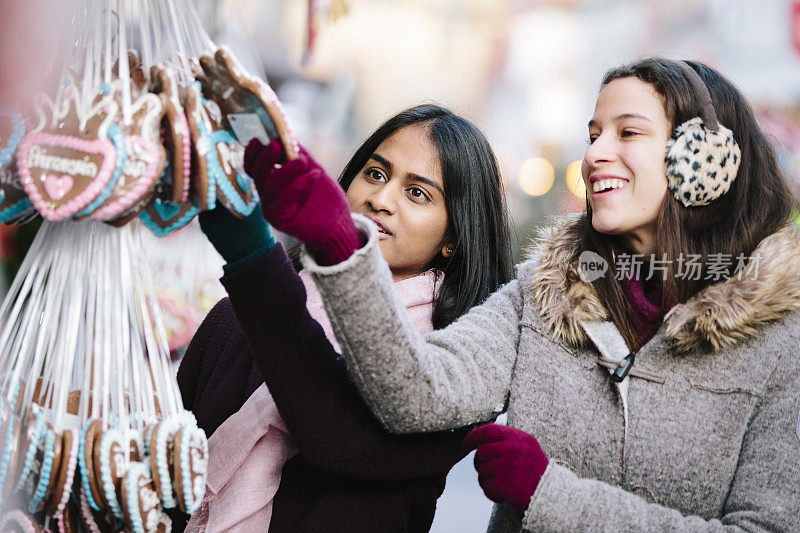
left=212, top=0, right=800, bottom=262
left=2, top=0, right=799, bottom=530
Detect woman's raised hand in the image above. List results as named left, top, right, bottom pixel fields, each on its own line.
left=463, top=423, right=549, bottom=518
left=244, top=139, right=361, bottom=265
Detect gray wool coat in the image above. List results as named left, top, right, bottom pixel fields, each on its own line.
left=302, top=214, right=800, bottom=532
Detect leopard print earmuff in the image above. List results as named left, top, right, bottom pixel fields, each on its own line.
left=665, top=61, right=741, bottom=207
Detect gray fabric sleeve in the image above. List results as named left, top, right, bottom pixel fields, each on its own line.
left=522, top=350, right=800, bottom=532
left=302, top=214, right=523, bottom=433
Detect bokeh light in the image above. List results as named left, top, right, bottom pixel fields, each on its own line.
left=566, top=159, right=586, bottom=198
left=517, top=157, right=555, bottom=197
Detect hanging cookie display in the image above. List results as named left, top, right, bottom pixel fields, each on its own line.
left=0, top=0, right=313, bottom=528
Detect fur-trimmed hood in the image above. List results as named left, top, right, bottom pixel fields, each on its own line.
left=527, top=214, right=800, bottom=352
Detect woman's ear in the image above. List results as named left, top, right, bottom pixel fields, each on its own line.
left=441, top=243, right=456, bottom=258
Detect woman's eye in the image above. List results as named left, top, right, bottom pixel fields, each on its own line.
left=621, top=130, right=639, bottom=138
left=587, top=135, right=598, bottom=145
left=365, top=168, right=387, bottom=182
left=407, top=187, right=429, bottom=201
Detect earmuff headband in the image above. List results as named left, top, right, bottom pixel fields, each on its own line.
left=675, top=61, right=719, bottom=132
left=665, top=60, right=741, bottom=207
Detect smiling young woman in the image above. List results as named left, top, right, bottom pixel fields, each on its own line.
left=582, top=77, right=672, bottom=255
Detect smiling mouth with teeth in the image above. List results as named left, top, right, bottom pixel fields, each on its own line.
left=592, top=178, right=627, bottom=193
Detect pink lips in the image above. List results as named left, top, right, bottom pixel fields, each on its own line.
left=364, top=214, right=392, bottom=236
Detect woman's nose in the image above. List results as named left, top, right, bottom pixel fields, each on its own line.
left=584, top=134, right=616, bottom=167
left=367, top=183, right=398, bottom=214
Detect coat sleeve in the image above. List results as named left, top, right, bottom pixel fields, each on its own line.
left=221, top=244, right=473, bottom=481
left=519, top=346, right=800, bottom=532
left=302, top=215, right=524, bottom=433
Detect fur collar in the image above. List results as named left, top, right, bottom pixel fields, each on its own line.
left=526, top=215, right=800, bottom=352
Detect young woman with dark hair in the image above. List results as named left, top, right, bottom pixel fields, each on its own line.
left=259, top=58, right=800, bottom=531
left=176, top=104, right=513, bottom=531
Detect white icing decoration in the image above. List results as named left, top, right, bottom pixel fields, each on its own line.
left=28, top=146, right=99, bottom=177
left=215, top=143, right=243, bottom=176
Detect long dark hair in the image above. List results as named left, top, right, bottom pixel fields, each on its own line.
left=580, top=58, right=795, bottom=350
left=290, top=104, right=513, bottom=329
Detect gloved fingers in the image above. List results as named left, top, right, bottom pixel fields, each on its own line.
left=244, top=138, right=283, bottom=178
left=473, top=442, right=515, bottom=466
left=257, top=154, right=318, bottom=203
left=263, top=170, right=317, bottom=222
left=463, top=423, right=511, bottom=452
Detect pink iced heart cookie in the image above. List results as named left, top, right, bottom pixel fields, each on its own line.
left=17, top=135, right=116, bottom=221
left=16, top=90, right=117, bottom=221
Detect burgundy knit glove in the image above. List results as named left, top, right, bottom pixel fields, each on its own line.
left=463, top=423, right=549, bottom=518
left=244, top=139, right=360, bottom=265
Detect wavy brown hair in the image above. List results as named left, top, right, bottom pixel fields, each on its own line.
left=579, top=58, right=795, bottom=351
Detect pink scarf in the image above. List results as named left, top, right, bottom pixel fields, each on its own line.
left=186, top=269, right=442, bottom=532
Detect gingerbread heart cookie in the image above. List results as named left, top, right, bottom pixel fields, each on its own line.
left=121, top=461, right=170, bottom=533
left=16, top=88, right=118, bottom=221
left=26, top=424, right=59, bottom=514
left=139, top=196, right=197, bottom=237
left=194, top=50, right=287, bottom=218
left=181, top=81, right=215, bottom=211
left=200, top=46, right=299, bottom=160
left=46, top=428, right=78, bottom=518
left=197, top=93, right=257, bottom=218
left=148, top=419, right=176, bottom=509
left=14, top=408, right=46, bottom=495
left=172, top=423, right=207, bottom=514
left=93, top=427, right=143, bottom=521
left=150, top=64, right=191, bottom=204
left=89, top=88, right=166, bottom=222
left=78, top=419, right=104, bottom=512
